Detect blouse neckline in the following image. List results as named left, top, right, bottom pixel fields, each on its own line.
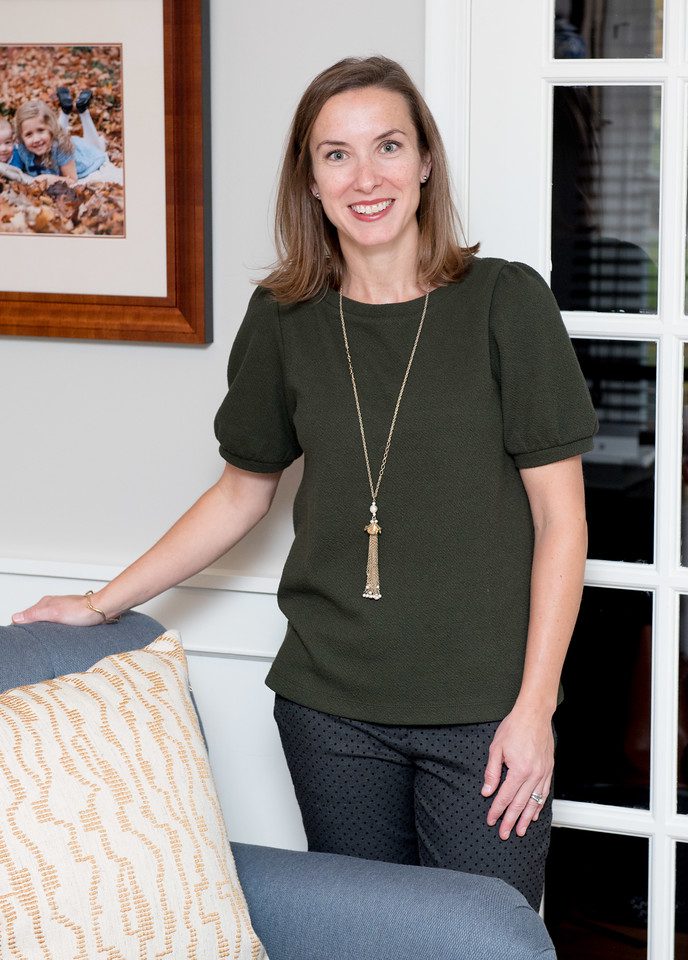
left=319, top=283, right=457, bottom=320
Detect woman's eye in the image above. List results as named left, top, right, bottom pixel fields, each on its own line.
left=381, top=141, right=400, bottom=154
left=327, top=150, right=345, bottom=161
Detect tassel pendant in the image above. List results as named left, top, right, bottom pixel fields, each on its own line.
left=363, top=501, right=382, bottom=600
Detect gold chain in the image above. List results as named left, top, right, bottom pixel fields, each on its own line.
left=339, top=288, right=430, bottom=598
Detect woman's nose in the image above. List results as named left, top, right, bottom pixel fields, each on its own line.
left=353, top=160, right=382, bottom=192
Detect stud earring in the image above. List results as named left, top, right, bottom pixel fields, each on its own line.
left=421, top=175, right=428, bottom=183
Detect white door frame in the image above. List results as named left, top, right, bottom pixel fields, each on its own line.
left=425, top=1, right=688, bottom=954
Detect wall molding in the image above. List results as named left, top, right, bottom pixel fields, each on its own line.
left=0, top=564, right=284, bottom=660
left=0, top=557, right=280, bottom=595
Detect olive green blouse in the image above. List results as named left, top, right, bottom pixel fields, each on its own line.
left=213, top=257, right=599, bottom=724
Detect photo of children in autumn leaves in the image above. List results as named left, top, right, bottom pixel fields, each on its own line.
left=0, top=45, right=124, bottom=236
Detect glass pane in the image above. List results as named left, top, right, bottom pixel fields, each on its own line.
left=678, top=842, right=688, bottom=959
left=545, top=828, right=648, bottom=959
left=555, top=586, right=652, bottom=809
left=554, top=2, right=663, bottom=59
left=574, top=339, right=656, bottom=564
left=679, top=597, right=688, bottom=814
left=552, top=85, right=661, bottom=313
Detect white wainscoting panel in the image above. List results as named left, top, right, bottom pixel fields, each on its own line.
left=188, top=652, right=307, bottom=850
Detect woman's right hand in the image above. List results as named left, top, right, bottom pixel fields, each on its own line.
left=11, top=594, right=111, bottom=627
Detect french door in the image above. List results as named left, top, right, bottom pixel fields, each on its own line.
left=427, top=1, right=687, bottom=956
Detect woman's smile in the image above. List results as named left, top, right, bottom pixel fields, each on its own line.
left=348, top=198, right=395, bottom=220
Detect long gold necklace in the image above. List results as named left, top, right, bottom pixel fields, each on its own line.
left=339, top=288, right=430, bottom=600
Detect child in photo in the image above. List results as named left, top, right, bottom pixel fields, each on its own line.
left=0, top=115, right=31, bottom=184
left=12, top=92, right=122, bottom=185
left=0, top=117, right=16, bottom=163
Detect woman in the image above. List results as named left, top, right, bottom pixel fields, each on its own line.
left=12, top=56, right=598, bottom=912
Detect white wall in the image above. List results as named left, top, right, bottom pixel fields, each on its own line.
left=0, top=0, right=426, bottom=846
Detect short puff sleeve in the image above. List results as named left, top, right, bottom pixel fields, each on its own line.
left=489, top=260, right=599, bottom=469
left=213, top=286, right=302, bottom=473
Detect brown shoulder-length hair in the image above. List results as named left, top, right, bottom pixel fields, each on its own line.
left=261, top=56, right=480, bottom=304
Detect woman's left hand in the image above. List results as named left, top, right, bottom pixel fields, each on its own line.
left=481, top=706, right=555, bottom=840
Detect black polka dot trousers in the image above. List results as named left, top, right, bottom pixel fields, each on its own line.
left=273, top=694, right=556, bottom=912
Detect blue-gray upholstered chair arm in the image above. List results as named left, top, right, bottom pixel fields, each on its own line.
left=232, top=842, right=557, bottom=960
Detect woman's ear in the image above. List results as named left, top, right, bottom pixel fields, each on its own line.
left=422, top=155, right=432, bottom=182
left=310, top=183, right=321, bottom=200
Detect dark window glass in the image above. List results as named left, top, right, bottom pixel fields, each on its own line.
left=554, top=2, right=663, bottom=59
left=678, top=842, right=688, bottom=959
left=545, top=829, right=649, bottom=959
left=552, top=85, right=660, bottom=313
left=555, top=586, right=652, bottom=809
left=574, top=339, right=656, bottom=564
left=679, top=598, right=688, bottom=813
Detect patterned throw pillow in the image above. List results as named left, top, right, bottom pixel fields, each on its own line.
left=0, top=632, right=268, bottom=959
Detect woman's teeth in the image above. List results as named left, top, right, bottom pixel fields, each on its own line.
left=350, top=200, right=394, bottom=214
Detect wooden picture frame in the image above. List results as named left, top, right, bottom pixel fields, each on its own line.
left=0, top=0, right=212, bottom=344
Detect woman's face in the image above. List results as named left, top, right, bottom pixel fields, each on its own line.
left=21, top=117, right=53, bottom=156
left=309, top=87, right=431, bottom=260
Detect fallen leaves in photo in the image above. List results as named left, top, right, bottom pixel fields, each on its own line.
left=0, top=175, right=124, bottom=236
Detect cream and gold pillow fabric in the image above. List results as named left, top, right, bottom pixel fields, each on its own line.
left=0, top=632, right=267, bottom=959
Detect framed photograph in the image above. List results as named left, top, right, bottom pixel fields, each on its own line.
left=0, top=0, right=212, bottom=344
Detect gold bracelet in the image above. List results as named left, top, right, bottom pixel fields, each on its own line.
left=84, top=590, right=121, bottom=624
